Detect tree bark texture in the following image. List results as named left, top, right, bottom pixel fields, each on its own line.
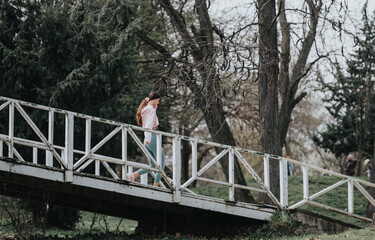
left=257, top=0, right=282, bottom=201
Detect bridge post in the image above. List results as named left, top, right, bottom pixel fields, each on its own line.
left=173, top=136, right=181, bottom=202
left=64, top=113, right=74, bottom=182
left=229, top=148, right=235, bottom=201
left=46, top=110, right=54, bottom=167
left=280, top=157, right=288, bottom=208
left=33, top=147, right=38, bottom=164
left=156, top=133, right=162, bottom=167
left=122, top=126, right=127, bottom=180
left=84, top=119, right=96, bottom=176
left=263, top=154, right=270, bottom=189
left=302, top=165, right=309, bottom=200
left=8, top=101, right=14, bottom=158
left=348, top=179, right=354, bottom=214
left=141, top=173, right=148, bottom=185
left=191, top=139, right=198, bottom=179
left=128, top=166, right=133, bottom=180
left=0, top=140, right=3, bottom=157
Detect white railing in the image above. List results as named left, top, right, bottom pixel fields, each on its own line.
left=285, top=157, right=375, bottom=222
left=0, top=96, right=280, bottom=205
left=0, top=96, right=375, bottom=222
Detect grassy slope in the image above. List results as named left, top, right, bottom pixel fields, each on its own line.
left=194, top=175, right=372, bottom=228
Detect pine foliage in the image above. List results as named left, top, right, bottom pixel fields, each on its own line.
left=314, top=4, right=375, bottom=159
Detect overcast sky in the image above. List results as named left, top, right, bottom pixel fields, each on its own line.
left=209, top=0, right=375, bottom=67
left=211, top=0, right=375, bottom=14
left=210, top=0, right=375, bottom=36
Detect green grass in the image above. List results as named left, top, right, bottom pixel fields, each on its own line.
left=193, top=175, right=372, bottom=228
left=288, top=175, right=371, bottom=228
left=1, top=175, right=373, bottom=239
left=0, top=209, right=137, bottom=238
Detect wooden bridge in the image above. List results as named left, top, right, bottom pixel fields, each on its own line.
left=0, top=96, right=374, bottom=234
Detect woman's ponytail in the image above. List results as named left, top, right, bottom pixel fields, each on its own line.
left=136, top=99, right=148, bottom=126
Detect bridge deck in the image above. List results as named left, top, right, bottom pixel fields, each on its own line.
left=0, top=157, right=275, bottom=233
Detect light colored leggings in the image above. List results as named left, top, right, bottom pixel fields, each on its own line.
left=136, top=133, right=165, bottom=183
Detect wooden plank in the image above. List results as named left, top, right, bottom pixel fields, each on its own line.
left=73, top=126, right=121, bottom=169
left=234, top=150, right=282, bottom=208
left=0, top=101, right=9, bottom=111
left=180, top=176, right=198, bottom=190
left=309, top=179, right=348, bottom=201
left=13, top=146, right=25, bottom=162
left=101, top=161, right=119, bottom=180
left=288, top=199, right=308, bottom=209
left=198, top=177, right=232, bottom=187
left=14, top=103, right=65, bottom=168
left=308, top=201, right=371, bottom=222
left=234, top=184, right=267, bottom=193
left=353, top=180, right=375, bottom=207
left=197, top=149, right=229, bottom=177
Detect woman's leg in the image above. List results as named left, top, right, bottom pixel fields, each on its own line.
left=134, top=133, right=157, bottom=177
left=139, top=133, right=165, bottom=185
left=153, top=150, right=165, bottom=185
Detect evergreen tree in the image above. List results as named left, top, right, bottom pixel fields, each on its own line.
left=314, top=3, right=375, bottom=168
left=1, top=0, right=138, bottom=120
left=0, top=0, right=170, bottom=229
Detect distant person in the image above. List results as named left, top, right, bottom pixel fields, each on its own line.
left=321, top=166, right=330, bottom=176
left=364, top=159, right=372, bottom=177
left=286, top=155, right=293, bottom=176
left=344, top=154, right=357, bottom=176
left=127, top=92, right=165, bottom=187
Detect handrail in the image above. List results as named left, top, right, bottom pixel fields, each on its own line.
left=0, top=96, right=375, bottom=221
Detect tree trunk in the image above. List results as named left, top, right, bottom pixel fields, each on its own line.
left=278, top=0, right=322, bottom=149
left=179, top=126, right=191, bottom=183
left=199, top=96, right=255, bottom=203
left=257, top=0, right=282, bottom=202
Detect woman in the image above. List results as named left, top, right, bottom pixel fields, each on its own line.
left=128, top=92, right=165, bottom=186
